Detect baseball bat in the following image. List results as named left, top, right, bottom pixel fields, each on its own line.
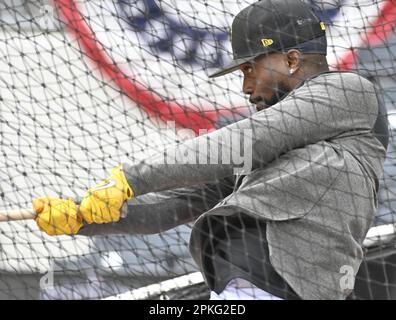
left=0, top=200, right=128, bottom=223
left=0, top=201, right=44, bottom=222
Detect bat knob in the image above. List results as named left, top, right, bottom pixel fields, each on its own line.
left=32, top=199, right=45, bottom=214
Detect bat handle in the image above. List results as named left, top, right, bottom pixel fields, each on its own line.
left=0, top=208, right=38, bottom=222
left=33, top=200, right=128, bottom=217
left=0, top=200, right=128, bottom=223
left=0, top=199, right=44, bottom=223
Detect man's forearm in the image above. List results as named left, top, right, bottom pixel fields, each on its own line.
left=78, top=179, right=234, bottom=236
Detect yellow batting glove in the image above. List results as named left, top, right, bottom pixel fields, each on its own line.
left=33, top=197, right=83, bottom=236
left=79, top=165, right=134, bottom=224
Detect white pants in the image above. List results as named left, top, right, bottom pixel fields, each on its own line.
left=210, top=278, right=283, bottom=300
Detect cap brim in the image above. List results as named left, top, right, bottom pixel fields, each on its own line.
left=208, top=56, right=255, bottom=78
left=209, top=35, right=328, bottom=78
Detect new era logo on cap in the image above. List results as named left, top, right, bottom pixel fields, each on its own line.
left=261, top=38, right=274, bottom=47
left=209, top=0, right=327, bottom=78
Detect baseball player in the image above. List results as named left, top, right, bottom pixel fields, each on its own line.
left=32, top=0, right=388, bottom=299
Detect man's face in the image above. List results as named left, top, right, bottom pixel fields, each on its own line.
left=239, top=53, right=292, bottom=111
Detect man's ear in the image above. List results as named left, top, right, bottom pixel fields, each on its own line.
left=286, top=49, right=302, bottom=75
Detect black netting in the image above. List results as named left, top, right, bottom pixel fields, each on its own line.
left=0, top=0, right=395, bottom=300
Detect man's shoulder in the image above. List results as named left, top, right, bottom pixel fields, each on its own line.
left=306, top=71, right=374, bottom=90
left=282, top=70, right=379, bottom=119
left=290, top=71, right=376, bottom=103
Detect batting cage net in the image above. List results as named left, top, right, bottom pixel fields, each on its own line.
left=0, top=0, right=395, bottom=300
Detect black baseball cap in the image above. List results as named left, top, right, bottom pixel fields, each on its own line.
left=209, top=0, right=327, bottom=78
